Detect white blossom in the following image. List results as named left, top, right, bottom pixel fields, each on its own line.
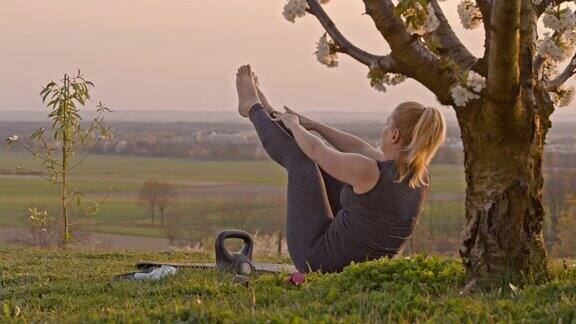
left=564, top=28, right=576, bottom=46
left=537, top=32, right=574, bottom=62
left=537, top=34, right=562, bottom=61
left=450, top=70, right=485, bottom=107
left=368, top=62, right=406, bottom=92
left=543, top=9, right=576, bottom=32
left=538, top=4, right=576, bottom=69
left=283, top=0, right=308, bottom=23
left=405, top=3, right=439, bottom=35
left=466, top=71, right=486, bottom=92
left=370, top=73, right=407, bottom=92
left=383, top=73, right=407, bottom=86
left=423, top=4, right=440, bottom=33
left=543, top=13, right=563, bottom=32
left=406, top=22, right=426, bottom=36
left=551, top=85, right=575, bottom=107
left=558, top=9, right=576, bottom=29
left=8, top=134, right=19, bottom=141
left=541, top=60, right=559, bottom=79
left=450, top=84, right=480, bottom=107
left=315, top=34, right=338, bottom=67
left=457, top=0, right=483, bottom=30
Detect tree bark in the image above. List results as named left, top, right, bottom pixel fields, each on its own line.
left=429, top=0, right=477, bottom=69
left=458, top=94, right=552, bottom=280
left=487, top=0, right=521, bottom=108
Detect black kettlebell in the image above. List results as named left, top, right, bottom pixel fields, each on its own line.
left=215, top=229, right=254, bottom=275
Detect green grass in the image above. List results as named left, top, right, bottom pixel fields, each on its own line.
left=0, top=151, right=464, bottom=189
left=421, top=200, right=465, bottom=235
left=0, top=152, right=288, bottom=185
left=1, top=248, right=575, bottom=322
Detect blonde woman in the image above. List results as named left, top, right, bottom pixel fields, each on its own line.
left=235, top=65, right=446, bottom=273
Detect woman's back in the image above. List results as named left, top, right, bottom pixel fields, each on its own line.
left=327, top=160, right=429, bottom=268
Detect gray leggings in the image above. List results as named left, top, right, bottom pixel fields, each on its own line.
left=248, top=103, right=346, bottom=272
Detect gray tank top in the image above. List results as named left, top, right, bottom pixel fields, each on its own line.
left=332, top=159, right=429, bottom=260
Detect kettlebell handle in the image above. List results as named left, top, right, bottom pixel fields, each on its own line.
left=215, top=229, right=253, bottom=266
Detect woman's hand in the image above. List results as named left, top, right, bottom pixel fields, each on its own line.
left=271, top=110, right=300, bottom=130
left=282, top=106, right=317, bottom=130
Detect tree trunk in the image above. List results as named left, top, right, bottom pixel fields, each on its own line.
left=61, top=137, right=70, bottom=247
left=458, top=94, right=552, bottom=281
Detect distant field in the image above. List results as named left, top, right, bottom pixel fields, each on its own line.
left=0, top=152, right=287, bottom=184
left=0, top=151, right=465, bottom=189
left=0, top=151, right=466, bottom=240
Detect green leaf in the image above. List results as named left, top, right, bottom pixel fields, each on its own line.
left=3, top=303, right=10, bottom=317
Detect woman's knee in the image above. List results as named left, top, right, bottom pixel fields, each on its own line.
left=260, top=134, right=301, bottom=162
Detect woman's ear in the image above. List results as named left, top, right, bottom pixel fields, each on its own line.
left=391, top=129, right=401, bottom=144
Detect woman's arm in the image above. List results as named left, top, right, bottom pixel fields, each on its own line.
left=252, top=73, right=381, bottom=160
left=273, top=112, right=380, bottom=194
left=311, top=121, right=386, bottom=161
left=284, top=107, right=385, bottom=161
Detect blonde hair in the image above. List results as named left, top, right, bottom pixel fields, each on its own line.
left=390, top=101, right=446, bottom=188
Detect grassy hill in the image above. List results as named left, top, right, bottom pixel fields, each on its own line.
left=1, top=248, right=575, bottom=322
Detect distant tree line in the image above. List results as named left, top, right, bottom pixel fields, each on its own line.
left=4, top=121, right=575, bottom=166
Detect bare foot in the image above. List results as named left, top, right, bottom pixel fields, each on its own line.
left=236, top=65, right=262, bottom=117
left=252, top=72, right=279, bottom=116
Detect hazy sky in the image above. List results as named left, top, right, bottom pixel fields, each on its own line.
left=1, top=0, right=575, bottom=118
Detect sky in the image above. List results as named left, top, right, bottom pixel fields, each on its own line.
left=0, top=0, right=575, bottom=119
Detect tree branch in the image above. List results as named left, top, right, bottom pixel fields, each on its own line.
left=487, top=0, right=521, bottom=106
left=305, top=0, right=397, bottom=71
left=546, top=55, right=576, bottom=91
left=519, top=0, right=537, bottom=88
left=361, top=0, right=457, bottom=105
left=429, top=0, right=477, bottom=68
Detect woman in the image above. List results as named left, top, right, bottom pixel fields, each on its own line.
left=235, top=65, right=446, bottom=273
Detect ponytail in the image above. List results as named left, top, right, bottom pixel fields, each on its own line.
left=392, top=102, right=446, bottom=188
